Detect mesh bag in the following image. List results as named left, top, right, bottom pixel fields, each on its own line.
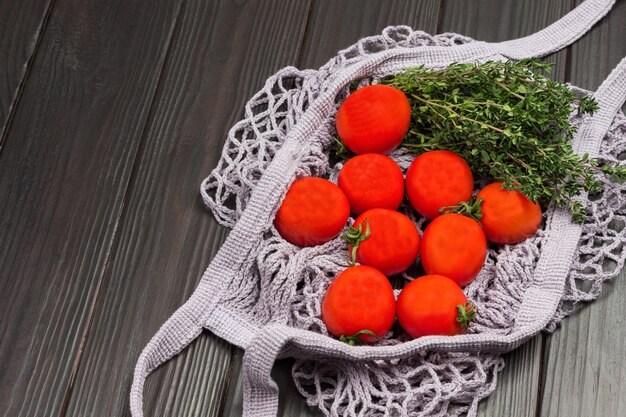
left=130, top=1, right=626, bottom=416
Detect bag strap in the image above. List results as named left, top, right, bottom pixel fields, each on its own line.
left=128, top=135, right=302, bottom=416
left=242, top=325, right=293, bottom=417
left=491, top=0, right=615, bottom=59
left=577, top=58, right=626, bottom=157
left=129, top=300, right=203, bottom=417
left=516, top=55, right=626, bottom=330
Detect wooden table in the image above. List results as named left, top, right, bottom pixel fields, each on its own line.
left=1, top=1, right=626, bottom=416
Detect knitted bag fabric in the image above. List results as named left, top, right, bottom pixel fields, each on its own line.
left=130, top=1, right=626, bottom=416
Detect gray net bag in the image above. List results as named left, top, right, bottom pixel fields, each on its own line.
left=130, top=0, right=626, bottom=415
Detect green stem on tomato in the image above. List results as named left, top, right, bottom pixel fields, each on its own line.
left=456, top=302, right=477, bottom=331
left=341, top=218, right=371, bottom=265
left=439, top=197, right=484, bottom=224
left=339, top=329, right=380, bottom=346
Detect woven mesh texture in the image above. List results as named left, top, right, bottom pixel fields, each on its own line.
left=198, top=28, right=626, bottom=416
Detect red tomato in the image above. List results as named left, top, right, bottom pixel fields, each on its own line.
left=420, top=214, right=486, bottom=286
left=275, top=177, right=350, bottom=247
left=397, top=274, right=475, bottom=339
left=338, top=154, right=404, bottom=215
left=322, top=265, right=396, bottom=343
left=477, top=182, right=542, bottom=245
left=405, top=150, right=474, bottom=219
left=336, top=84, right=411, bottom=154
left=350, top=208, right=420, bottom=276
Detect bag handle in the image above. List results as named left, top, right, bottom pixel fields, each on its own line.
left=515, top=54, right=626, bottom=332
left=129, top=300, right=203, bottom=417
left=490, top=0, right=615, bottom=59
left=242, top=325, right=293, bottom=417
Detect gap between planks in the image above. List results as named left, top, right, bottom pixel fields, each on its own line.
left=54, top=1, right=188, bottom=416
left=0, top=0, right=57, bottom=156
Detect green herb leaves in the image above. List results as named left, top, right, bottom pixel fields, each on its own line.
left=383, top=58, right=620, bottom=221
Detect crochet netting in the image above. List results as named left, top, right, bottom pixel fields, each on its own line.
left=200, top=28, right=626, bottom=416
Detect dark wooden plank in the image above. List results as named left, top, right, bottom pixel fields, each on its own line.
left=0, top=0, right=53, bottom=150
left=0, top=0, right=186, bottom=416
left=440, top=0, right=571, bottom=72
left=61, top=1, right=311, bottom=417
left=441, top=0, right=569, bottom=43
left=297, top=0, right=441, bottom=70
left=539, top=1, right=626, bottom=416
left=567, top=0, right=626, bottom=92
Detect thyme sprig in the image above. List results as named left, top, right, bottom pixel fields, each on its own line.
left=383, top=59, right=626, bottom=222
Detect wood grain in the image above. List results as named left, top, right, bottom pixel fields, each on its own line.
left=296, top=0, right=441, bottom=71
left=540, top=1, right=626, bottom=416
left=0, top=0, right=53, bottom=149
left=2, top=1, right=623, bottom=417
left=61, top=1, right=311, bottom=417
left=0, top=0, right=185, bottom=416
left=439, top=0, right=571, bottom=73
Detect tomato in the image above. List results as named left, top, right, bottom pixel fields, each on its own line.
left=336, top=84, right=411, bottom=155
left=405, top=150, right=474, bottom=219
left=477, top=182, right=542, bottom=245
left=420, top=214, right=486, bottom=286
left=338, top=154, right=404, bottom=215
left=397, top=274, right=476, bottom=339
left=322, top=265, right=396, bottom=343
left=275, top=177, right=350, bottom=247
left=349, top=208, right=420, bottom=276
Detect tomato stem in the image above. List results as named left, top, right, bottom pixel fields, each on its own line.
left=456, top=302, right=477, bottom=331
left=341, top=218, right=371, bottom=265
left=334, top=136, right=353, bottom=160
left=439, top=197, right=484, bottom=224
left=339, top=329, right=380, bottom=346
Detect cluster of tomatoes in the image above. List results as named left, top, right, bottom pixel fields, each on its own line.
left=275, top=84, right=542, bottom=344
